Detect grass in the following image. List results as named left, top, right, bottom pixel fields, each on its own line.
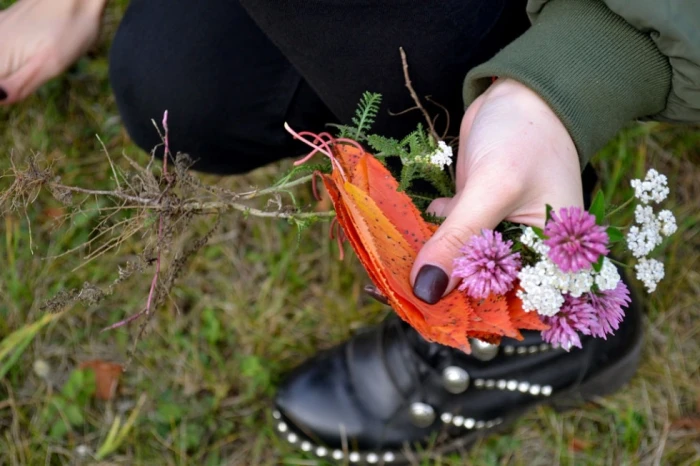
left=1, top=3, right=699, bottom=465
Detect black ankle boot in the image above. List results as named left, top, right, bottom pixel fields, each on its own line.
left=273, top=280, right=642, bottom=464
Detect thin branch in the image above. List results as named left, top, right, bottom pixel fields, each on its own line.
left=399, top=47, right=440, bottom=142
left=239, top=174, right=315, bottom=199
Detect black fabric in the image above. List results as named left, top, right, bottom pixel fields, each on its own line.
left=110, top=0, right=530, bottom=174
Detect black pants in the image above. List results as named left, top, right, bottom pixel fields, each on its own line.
left=109, top=0, right=530, bottom=175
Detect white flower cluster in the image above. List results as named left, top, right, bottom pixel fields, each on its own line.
left=630, top=168, right=669, bottom=204
left=626, top=169, right=676, bottom=292
left=516, top=228, right=620, bottom=317
left=634, top=257, right=665, bottom=293
left=427, top=141, right=453, bottom=170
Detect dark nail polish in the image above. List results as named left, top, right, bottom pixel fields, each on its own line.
left=0, top=88, right=6, bottom=101
left=413, top=265, right=449, bottom=304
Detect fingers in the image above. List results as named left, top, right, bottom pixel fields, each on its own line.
left=426, top=197, right=453, bottom=217
left=411, top=172, right=517, bottom=304
left=0, top=53, right=52, bottom=105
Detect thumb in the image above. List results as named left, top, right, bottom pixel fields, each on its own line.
left=410, top=175, right=515, bottom=304
left=0, top=53, right=51, bottom=105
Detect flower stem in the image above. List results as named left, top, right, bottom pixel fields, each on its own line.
left=605, top=196, right=634, bottom=219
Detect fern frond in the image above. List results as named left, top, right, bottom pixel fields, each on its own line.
left=351, top=92, right=382, bottom=140
left=421, top=166, right=455, bottom=197
left=366, top=134, right=406, bottom=158
left=327, top=123, right=359, bottom=139
left=398, top=164, right=417, bottom=192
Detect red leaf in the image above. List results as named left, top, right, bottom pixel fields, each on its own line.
left=79, top=360, right=123, bottom=401
left=319, top=142, right=545, bottom=352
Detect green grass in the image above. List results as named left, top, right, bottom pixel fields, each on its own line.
left=1, top=4, right=699, bottom=465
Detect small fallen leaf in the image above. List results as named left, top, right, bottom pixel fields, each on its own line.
left=79, top=360, right=123, bottom=401
left=568, top=437, right=592, bottom=452
left=42, top=207, right=66, bottom=220
left=670, top=416, right=700, bottom=431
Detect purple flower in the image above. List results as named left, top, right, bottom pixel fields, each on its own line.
left=588, top=281, right=630, bottom=339
left=452, top=229, right=521, bottom=299
left=541, top=295, right=598, bottom=350
left=544, top=207, right=609, bottom=273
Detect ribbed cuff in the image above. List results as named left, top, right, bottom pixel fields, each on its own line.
left=464, top=0, right=671, bottom=168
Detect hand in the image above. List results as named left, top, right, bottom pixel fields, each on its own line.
left=411, top=78, right=584, bottom=304
left=0, top=0, right=106, bottom=104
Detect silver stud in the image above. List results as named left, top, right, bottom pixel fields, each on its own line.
left=440, top=412, right=453, bottom=423
left=528, top=345, right=539, bottom=354
left=504, top=345, right=515, bottom=355
left=474, top=378, right=485, bottom=388
left=301, top=441, right=312, bottom=452
left=476, top=420, right=485, bottom=429
left=384, top=452, right=396, bottom=462
left=485, top=379, right=496, bottom=388
left=540, top=343, right=550, bottom=352
left=529, top=384, right=541, bottom=395
left=497, top=379, right=507, bottom=390
left=349, top=451, right=361, bottom=463
left=507, top=380, right=518, bottom=391
left=287, top=433, right=298, bottom=444
left=518, top=382, right=530, bottom=393
left=541, top=385, right=553, bottom=396
left=453, top=415, right=465, bottom=427
left=516, top=346, right=527, bottom=354
left=410, top=402, right=436, bottom=427
left=367, top=453, right=379, bottom=463
left=332, top=450, right=343, bottom=460
left=272, top=410, right=281, bottom=419
left=277, top=422, right=288, bottom=433
left=442, top=366, right=470, bottom=394
left=470, top=339, right=499, bottom=361
left=464, top=418, right=475, bottom=429
left=316, top=446, right=327, bottom=457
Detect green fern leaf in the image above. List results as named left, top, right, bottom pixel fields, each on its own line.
left=351, top=92, right=382, bottom=140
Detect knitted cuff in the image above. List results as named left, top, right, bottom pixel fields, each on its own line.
left=464, top=0, right=671, bottom=168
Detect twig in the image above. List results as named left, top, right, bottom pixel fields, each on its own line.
left=105, top=111, right=171, bottom=331
left=239, top=174, right=315, bottom=199
left=399, top=47, right=440, bottom=141
left=48, top=182, right=334, bottom=218
left=97, top=134, right=122, bottom=191
left=425, top=95, right=451, bottom=140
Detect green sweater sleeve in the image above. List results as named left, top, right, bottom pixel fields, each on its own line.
left=463, top=0, right=672, bottom=169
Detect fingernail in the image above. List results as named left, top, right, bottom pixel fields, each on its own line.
left=0, top=88, right=7, bottom=101
left=413, top=265, right=449, bottom=304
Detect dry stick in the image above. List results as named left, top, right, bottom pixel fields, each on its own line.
left=50, top=183, right=335, bottom=218
left=102, top=111, right=171, bottom=332
left=425, top=95, right=451, bottom=140
left=399, top=47, right=440, bottom=142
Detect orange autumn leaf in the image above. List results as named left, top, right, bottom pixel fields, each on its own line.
left=288, top=129, right=547, bottom=352
left=79, top=360, right=123, bottom=400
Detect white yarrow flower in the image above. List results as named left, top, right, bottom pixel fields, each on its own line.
left=630, top=169, right=669, bottom=204
left=560, top=269, right=595, bottom=297
left=626, top=225, right=662, bottom=258
left=595, top=257, right=621, bottom=291
left=520, top=227, right=539, bottom=248
left=428, top=141, right=453, bottom=170
left=517, top=259, right=566, bottom=316
left=657, top=209, right=677, bottom=236
left=635, top=257, right=664, bottom=293
left=634, top=204, right=656, bottom=227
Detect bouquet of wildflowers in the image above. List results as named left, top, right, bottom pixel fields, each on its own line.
left=451, top=169, right=677, bottom=350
